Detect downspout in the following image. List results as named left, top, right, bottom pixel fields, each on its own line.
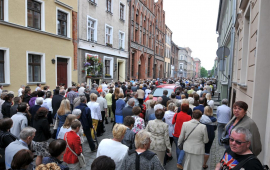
left=128, top=0, right=131, bottom=80
left=228, top=0, right=237, bottom=105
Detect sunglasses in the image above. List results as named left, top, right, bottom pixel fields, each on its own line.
left=229, top=138, right=249, bottom=145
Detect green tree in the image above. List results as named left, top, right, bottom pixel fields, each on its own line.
left=200, top=67, right=208, bottom=77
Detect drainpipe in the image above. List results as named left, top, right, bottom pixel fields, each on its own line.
left=228, top=0, right=237, bottom=105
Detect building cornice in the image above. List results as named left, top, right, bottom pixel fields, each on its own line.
left=55, top=0, right=73, bottom=10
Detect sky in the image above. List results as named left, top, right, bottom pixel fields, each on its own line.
left=163, top=0, right=219, bottom=70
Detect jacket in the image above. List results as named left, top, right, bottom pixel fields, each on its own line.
left=137, top=89, right=145, bottom=99
left=10, top=112, right=28, bottom=138
left=172, top=111, right=192, bottom=138
left=178, top=119, right=209, bottom=154
left=29, top=105, right=41, bottom=126
left=115, top=98, right=126, bottom=115
left=122, top=106, right=133, bottom=120
left=57, top=112, right=71, bottom=128
left=75, top=103, right=93, bottom=129
left=2, top=101, right=12, bottom=118
left=200, top=115, right=217, bottom=141
left=22, top=94, right=31, bottom=104
left=33, top=118, right=51, bottom=142
left=161, top=96, right=170, bottom=107
left=63, top=131, right=82, bottom=164
left=52, top=95, right=63, bottom=117
left=29, top=97, right=37, bottom=108
left=10, top=104, right=18, bottom=117
left=225, top=115, right=262, bottom=156
left=0, top=131, right=18, bottom=148
left=193, top=104, right=205, bottom=114
left=90, top=88, right=99, bottom=97
left=145, top=119, right=171, bottom=152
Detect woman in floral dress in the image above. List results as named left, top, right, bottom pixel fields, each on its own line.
left=131, top=106, right=145, bottom=133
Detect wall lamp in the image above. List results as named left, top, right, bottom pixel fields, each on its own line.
left=51, top=59, right=56, bottom=64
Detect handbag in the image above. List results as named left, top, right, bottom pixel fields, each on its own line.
left=53, top=114, right=59, bottom=130
left=178, top=123, right=199, bottom=150
left=64, top=134, right=86, bottom=168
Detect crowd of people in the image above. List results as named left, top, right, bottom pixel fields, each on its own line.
left=0, top=78, right=266, bottom=170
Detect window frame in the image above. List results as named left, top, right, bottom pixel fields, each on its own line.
left=25, top=0, right=45, bottom=31
left=103, top=56, right=113, bottom=78
left=105, top=24, right=113, bottom=45
left=119, top=31, right=125, bottom=49
left=26, top=51, right=46, bottom=83
left=119, top=2, right=125, bottom=20
left=0, top=0, right=3, bottom=20
left=0, top=48, right=10, bottom=84
left=106, top=0, right=113, bottom=13
left=56, top=7, right=70, bottom=38
left=87, top=15, right=98, bottom=42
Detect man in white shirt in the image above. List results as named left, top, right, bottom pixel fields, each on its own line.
left=78, top=83, right=86, bottom=94
left=35, top=83, right=41, bottom=91
left=18, top=85, right=25, bottom=97
left=101, top=81, right=108, bottom=92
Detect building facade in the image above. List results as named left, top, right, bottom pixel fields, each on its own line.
left=0, top=0, right=78, bottom=91
left=171, top=41, right=178, bottom=78
left=165, top=25, right=172, bottom=78
left=78, top=0, right=129, bottom=85
left=178, top=47, right=188, bottom=78
left=194, top=58, right=201, bottom=78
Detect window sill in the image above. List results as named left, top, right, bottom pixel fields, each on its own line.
left=106, top=10, right=113, bottom=15
left=88, top=39, right=97, bottom=43
left=27, top=82, right=46, bottom=85
left=238, top=83, right=247, bottom=89
left=232, top=81, right=238, bottom=84
left=119, top=18, right=125, bottom=22
left=0, top=83, right=10, bottom=87
left=88, top=0, right=97, bottom=6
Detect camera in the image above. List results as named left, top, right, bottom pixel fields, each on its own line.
left=220, top=137, right=229, bottom=145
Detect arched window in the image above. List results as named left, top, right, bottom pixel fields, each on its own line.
left=136, top=10, right=139, bottom=24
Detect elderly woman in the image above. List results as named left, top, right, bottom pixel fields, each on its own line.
left=223, top=101, right=262, bottom=156
left=132, top=106, right=145, bottom=133
left=206, top=93, right=214, bottom=109
left=87, top=93, right=102, bottom=135
left=120, top=130, right=164, bottom=170
left=146, top=109, right=171, bottom=165
left=178, top=110, right=208, bottom=170
left=200, top=106, right=217, bottom=169
left=57, top=114, right=77, bottom=139
left=72, top=109, right=84, bottom=143
left=115, top=93, right=126, bottom=124
left=97, top=124, right=129, bottom=169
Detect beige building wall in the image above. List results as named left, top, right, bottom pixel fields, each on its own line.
left=0, top=0, right=77, bottom=92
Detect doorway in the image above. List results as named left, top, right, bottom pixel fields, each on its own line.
left=57, top=58, right=68, bottom=89
left=118, top=59, right=125, bottom=82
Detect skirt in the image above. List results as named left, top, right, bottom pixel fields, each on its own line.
left=183, top=152, right=204, bottom=170
left=33, top=141, right=50, bottom=157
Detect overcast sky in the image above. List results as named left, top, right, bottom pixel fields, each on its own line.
left=163, top=0, right=219, bottom=70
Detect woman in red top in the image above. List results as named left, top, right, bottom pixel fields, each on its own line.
left=63, top=121, right=82, bottom=170
left=172, top=103, right=192, bottom=169
left=97, top=85, right=103, bottom=94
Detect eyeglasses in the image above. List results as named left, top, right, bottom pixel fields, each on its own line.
left=229, top=138, right=248, bottom=145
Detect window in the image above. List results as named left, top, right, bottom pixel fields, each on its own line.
left=28, top=54, right=41, bottom=82
left=27, top=0, right=41, bottom=29
left=0, top=0, right=3, bottom=20
left=136, top=10, right=139, bottom=24
left=105, top=60, right=110, bottom=74
left=180, top=63, right=183, bottom=70
left=87, top=17, right=97, bottom=42
left=120, top=3, right=124, bottom=20
left=135, top=30, right=139, bottom=42
left=105, top=24, right=113, bottom=45
left=119, top=32, right=125, bottom=49
left=57, top=11, right=67, bottom=36
left=149, top=37, right=151, bottom=48
left=131, top=53, right=135, bottom=77
left=0, top=50, right=4, bottom=83
left=107, top=0, right=112, bottom=13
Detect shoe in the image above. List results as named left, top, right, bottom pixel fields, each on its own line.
left=105, top=118, right=108, bottom=124
left=91, top=146, right=98, bottom=152
left=177, top=164, right=183, bottom=170
left=203, top=165, right=208, bottom=169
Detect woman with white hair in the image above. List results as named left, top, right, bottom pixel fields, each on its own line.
left=87, top=93, right=102, bottom=136
left=72, top=109, right=84, bottom=143
left=120, top=130, right=164, bottom=170
left=206, top=93, right=214, bottom=109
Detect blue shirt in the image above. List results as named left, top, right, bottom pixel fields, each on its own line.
left=217, top=104, right=232, bottom=124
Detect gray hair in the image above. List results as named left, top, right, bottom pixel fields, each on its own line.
left=176, top=100, right=181, bottom=107
left=80, top=96, right=87, bottom=103
left=154, top=104, right=163, bottom=112
left=20, top=127, right=36, bottom=140
left=100, top=92, right=105, bottom=96
left=168, top=103, right=176, bottom=111
left=79, top=93, right=85, bottom=96
left=72, top=109, right=82, bottom=117
left=128, top=98, right=135, bottom=106
left=157, top=97, right=163, bottom=103
left=231, top=127, right=252, bottom=142
left=59, top=89, right=65, bottom=95
left=135, top=130, right=151, bottom=149
left=21, top=85, right=25, bottom=88
left=36, top=97, right=44, bottom=105
left=222, top=99, right=228, bottom=105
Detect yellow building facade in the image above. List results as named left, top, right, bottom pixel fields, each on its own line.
left=0, top=0, right=78, bottom=92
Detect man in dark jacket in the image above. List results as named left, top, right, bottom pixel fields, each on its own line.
left=193, top=97, right=205, bottom=114
left=52, top=89, right=64, bottom=118
left=161, top=90, right=170, bottom=107
left=29, top=97, right=43, bottom=126
left=90, top=84, right=99, bottom=97
left=123, top=98, right=135, bottom=119
left=10, top=97, right=21, bottom=117
left=75, top=96, right=96, bottom=152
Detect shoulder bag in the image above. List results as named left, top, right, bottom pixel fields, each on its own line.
left=64, top=133, right=86, bottom=168
left=178, top=123, right=199, bottom=150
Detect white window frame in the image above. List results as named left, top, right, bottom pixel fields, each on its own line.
left=179, top=63, right=183, bottom=70
left=119, top=31, right=125, bottom=49
left=105, top=24, right=113, bottom=45
left=87, top=15, right=98, bottom=42
left=103, top=56, right=113, bottom=79
left=119, top=2, right=125, bottom=20
left=2, top=0, right=8, bottom=21
left=56, top=7, right=71, bottom=38
left=26, top=51, right=46, bottom=83
left=0, top=47, right=10, bottom=85
left=25, top=0, right=45, bottom=31
left=89, top=0, right=98, bottom=5
left=106, top=0, right=113, bottom=13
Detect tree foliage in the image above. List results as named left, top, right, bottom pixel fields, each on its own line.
left=200, top=67, right=208, bottom=77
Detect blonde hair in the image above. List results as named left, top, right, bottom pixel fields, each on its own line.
left=62, top=114, right=77, bottom=128
left=181, top=94, right=186, bottom=99
left=57, top=99, right=70, bottom=116
left=206, top=93, right=212, bottom=100
left=204, top=106, right=213, bottom=116
left=135, top=130, right=151, bottom=149
left=148, top=94, right=153, bottom=99
left=181, top=99, right=189, bottom=105
left=167, top=103, right=175, bottom=111
left=98, top=85, right=102, bottom=89
left=118, top=93, right=124, bottom=98
left=35, top=163, right=61, bottom=170
left=112, top=124, right=126, bottom=140
left=90, top=93, right=98, bottom=101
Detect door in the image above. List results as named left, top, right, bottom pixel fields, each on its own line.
left=57, top=58, right=68, bottom=89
